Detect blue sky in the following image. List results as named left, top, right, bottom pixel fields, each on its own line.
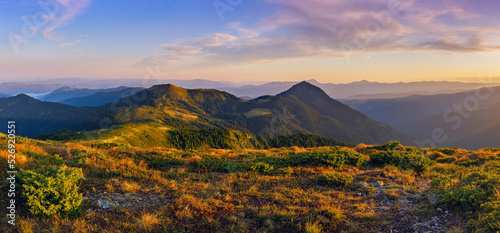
left=1, top=0, right=500, bottom=83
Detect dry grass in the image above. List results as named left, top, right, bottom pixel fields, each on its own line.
left=121, top=181, right=141, bottom=193
left=0, top=150, right=29, bottom=166
left=136, top=213, right=160, bottom=231
left=16, top=144, right=47, bottom=155
left=6, top=139, right=489, bottom=232
left=72, top=218, right=90, bottom=233
left=355, top=143, right=368, bottom=151
left=69, top=143, right=90, bottom=151
left=18, top=217, right=36, bottom=233
left=185, top=155, right=202, bottom=165
left=304, top=221, right=323, bottom=233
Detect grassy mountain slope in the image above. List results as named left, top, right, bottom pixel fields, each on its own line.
left=60, top=87, right=145, bottom=107
left=2, top=136, right=498, bottom=232
left=0, top=95, right=101, bottom=137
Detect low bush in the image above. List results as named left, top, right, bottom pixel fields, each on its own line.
left=474, top=200, right=500, bottom=232
left=371, top=141, right=402, bottom=151
left=370, top=151, right=434, bottom=175
left=190, top=155, right=228, bottom=172
left=431, top=147, right=458, bottom=156
left=318, top=173, right=353, bottom=188
left=248, top=162, right=274, bottom=173
left=20, top=166, right=84, bottom=217
left=287, top=147, right=365, bottom=168
left=93, top=143, right=131, bottom=150
left=435, top=170, right=500, bottom=212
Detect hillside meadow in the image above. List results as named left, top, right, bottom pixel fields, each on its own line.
left=1, top=134, right=500, bottom=232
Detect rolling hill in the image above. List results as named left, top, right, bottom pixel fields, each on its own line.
left=0, top=82, right=414, bottom=145
left=0, top=94, right=101, bottom=137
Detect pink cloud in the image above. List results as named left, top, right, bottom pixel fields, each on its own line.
left=43, top=0, right=93, bottom=40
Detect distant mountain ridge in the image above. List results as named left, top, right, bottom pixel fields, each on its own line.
left=60, top=87, right=145, bottom=107
left=218, top=79, right=500, bottom=99
left=41, top=86, right=132, bottom=102
left=0, top=82, right=414, bottom=145
left=2, top=78, right=498, bottom=100
left=343, top=86, right=500, bottom=149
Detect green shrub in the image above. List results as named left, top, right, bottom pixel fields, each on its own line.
left=474, top=200, right=500, bottom=232
left=248, top=162, right=274, bottom=173
left=372, top=141, right=402, bottom=151
left=358, top=186, right=376, bottom=195
left=431, top=147, right=458, bottom=156
left=483, top=148, right=500, bottom=152
left=255, top=156, right=287, bottom=168
left=277, top=167, right=294, bottom=175
left=21, top=166, right=84, bottom=217
left=318, top=173, right=353, bottom=188
left=137, top=151, right=184, bottom=170
left=436, top=171, right=500, bottom=212
left=287, top=147, right=365, bottom=168
left=191, top=155, right=228, bottom=172
left=370, top=151, right=434, bottom=175
left=93, top=142, right=131, bottom=150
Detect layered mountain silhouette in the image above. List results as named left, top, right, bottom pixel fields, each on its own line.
left=0, top=94, right=101, bottom=137
left=343, top=86, right=500, bottom=149
left=0, top=82, right=414, bottom=145
left=41, top=86, right=133, bottom=102
left=60, top=87, right=145, bottom=107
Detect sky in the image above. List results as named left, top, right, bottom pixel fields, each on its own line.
left=1, top=0, right=500, bottom=84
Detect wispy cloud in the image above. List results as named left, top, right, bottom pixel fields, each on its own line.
left=59, top=39, right=81, bottom=47
left=43, top=0, right=93, bottom=40
left=142, top=0, right=500, bottom=70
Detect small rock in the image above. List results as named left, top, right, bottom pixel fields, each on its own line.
left=97, top=199, right=110, bottom=209
left=437, top=207, right=443, bottom=212
left=392, top=146, right=401, bottom=150
left=373, top=181, right=384, bottom=187
left=399, top=207, right=409, bottom=212
left=409, top=194, right=421, bottom=199
left=358, top=181, right=369, bottom=188
left=445, top=211, right=449, bottom=214
left=318, top=215, right=329, bottom=223
left=398, top=196, right=410, bottom=204
left=378, top=206, right=391, bottom=211
left=375, top=188, right=385, bottom=195
left=81, top=177, right=86, bottom=180
left=427, top=194, right=440, bottom=205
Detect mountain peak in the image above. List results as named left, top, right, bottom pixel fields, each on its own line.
left=148, top=84, right=186, bottom=95
left=8, top=94, right=40, bottom=103
left=279, top=81, right=329, bottom=98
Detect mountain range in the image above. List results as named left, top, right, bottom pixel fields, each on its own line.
left=343, top=86, right=500, bottom=149
left=0, top=82, right=413, bottom=146
left=3, top=78, right=498, bottom=101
